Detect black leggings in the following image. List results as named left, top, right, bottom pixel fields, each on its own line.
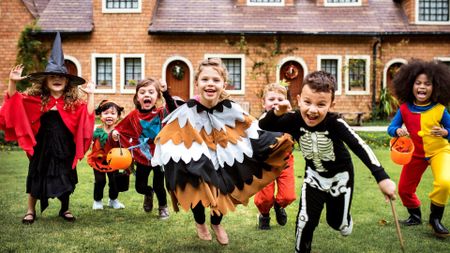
left=93, top=170, right=119, bottom=201
left=135, top=163, right=167, bottom=207
left=58, top=192, right=70, bottom=214
left=191, top=203, right=223, bottom=225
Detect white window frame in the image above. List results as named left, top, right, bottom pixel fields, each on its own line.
left=435, top=56, right=450, bottom=64
left=247, top=0, right=285, bottom=6
left=120, top=54, right=145, bottom=94
left=102, top=0, right=142, bottom=14
left=317, top=55, right=342, bottom=95
left=324, top=0, right=362, bottom=7
left=204, top=54, right=246, bottom=95
left=344, top=55, right=370, bottom=95
left=415, top=0, right=450, bottom=25
left=92, top=53, right=116, bottom=94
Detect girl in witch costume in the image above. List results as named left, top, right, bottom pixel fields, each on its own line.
left=110, top=78, right=174, bottom=219
left=0, top=32, right=95, bottom=224
left=151, top=58, right=293, bottom=245
left=387, top=59, right=450, bottom=238
left=88, top=100, right=127, bottom=210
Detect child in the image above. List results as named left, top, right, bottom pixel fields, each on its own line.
left=88, top=100, right=126, bottom=210
left=255, top=83, right=296, bottom=230
left=259, top=71, right=396, bottom=252
left=151, top=58, right=293, bottom=245
left=110, top=78, right=171, bottom=219
left=387, top=59, right=450, bottom=238
left=0, top=32, right=95, bottom=223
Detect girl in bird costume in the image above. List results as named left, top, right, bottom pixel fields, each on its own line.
left=151, top=58, right=293, bottom=245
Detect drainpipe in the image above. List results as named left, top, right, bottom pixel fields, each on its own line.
left=371, top=37, right=381, bottom=119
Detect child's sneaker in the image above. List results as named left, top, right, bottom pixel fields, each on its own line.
left=93, top=200, right=103, bottom=210
left=340, top=217, right=353, bottom=236
left=258, top=214, right=271, bottom=230
left=158, top=205, right=170, bottom=220
left=108, top=198, right=125, bottom=209
left=274, top=202, right=287, bottom=226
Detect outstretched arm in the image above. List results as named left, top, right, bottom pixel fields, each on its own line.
left=79, top=81, right=96, bottom=114
left=8, top=65, right=27, bottom=96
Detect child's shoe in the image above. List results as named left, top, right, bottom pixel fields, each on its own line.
left=274, top=202, right=287, bottom=226
left=92, top=200, right=103, bottom=210
left=108, top=198, right=125, bottom=209
left=258, top=214, right=271, bottom=230
left=195, top=223, right=212, bottom=241
left=158, top=205, right=170, bottom=220
left=340, top=217, right=353, bottom=236
left=211, top=224, right=229, bottom=245
left=143, top=192, right=154, bottom=212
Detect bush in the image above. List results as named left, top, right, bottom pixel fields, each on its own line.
left=357, top=131, right=390, bottom=149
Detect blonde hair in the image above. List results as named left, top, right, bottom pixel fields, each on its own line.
left=133, top=77, right=165, bottom=110
left=25, top=77, right=82, bottom=111
left=262, top=83, right=287, bottom=99
left=195, top=58, right=230, bottom=101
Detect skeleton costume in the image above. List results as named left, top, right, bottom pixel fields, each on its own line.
left=259, top=110, right=390, bottom=253
left=151, top=99, right=293, bottom=216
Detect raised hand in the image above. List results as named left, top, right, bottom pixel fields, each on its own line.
left=79, top=81, right=95, bottom=94
left=9, top=65, right=27, bottom=82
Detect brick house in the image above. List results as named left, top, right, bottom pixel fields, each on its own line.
left=1, top=0, right=450, bottom=119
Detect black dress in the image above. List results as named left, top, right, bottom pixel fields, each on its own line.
left=26, top=110, right=77, bottom=212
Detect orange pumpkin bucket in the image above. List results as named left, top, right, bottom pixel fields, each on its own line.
left=390, top=137, right=414, bottom=165
left=107, top=147, right=132, bottom=170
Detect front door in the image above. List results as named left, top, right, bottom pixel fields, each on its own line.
left=165, top=60, right=190, bottom=101
left=279, top=61, right=304, bottom=109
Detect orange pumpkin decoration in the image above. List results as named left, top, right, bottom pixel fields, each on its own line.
left=390, top=137, right=414, bottom=165
left=107, top=148, right=132, bottom=170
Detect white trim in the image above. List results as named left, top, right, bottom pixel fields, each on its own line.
left=435, top=56, right=450, bottom=63
left=344, top=55, right=370, bottom=95
left=276, top=56, right=309, bottom=82
left=247, top=0, right=284, bottom=7
left=162, top=56, right=195, bottom=98
left=415, top=0, right=450, bottom=25
left=317, top=55, right=343, bottom=95
left=102, top=0, right=141, bottom=13
left=382, top=58, right=408, bottom=89
left=324, top=0, right=362, bottom=7
left=119, top=54, right=145, bottom=94
left=204, top=54, right=246, bottom=95
left=91, top=53, right=116, bottom=94
left=63, top=55, right=82, bottom=77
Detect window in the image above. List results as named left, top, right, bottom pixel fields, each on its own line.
left=325, top=0, right=361, bottom=6
left=435, top=57, right=450, bottom=68
left=92, top=54, right=116, bottom=93
left=317, top=55, right=342, bottom=95
left=204, top=54, right=246, bottom=95
left=102, top=0, right=141, bottom=13
left=120, top=54, right=145, bottom=94
left=345, top=56, right=370, bottom=95
left=416, top=0, right=450, bottom=23
left=247, top=0, right=284, bottom=6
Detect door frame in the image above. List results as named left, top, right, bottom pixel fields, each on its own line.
left=162, top=56, right=194, bottom=98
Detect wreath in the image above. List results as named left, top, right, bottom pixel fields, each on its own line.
left=285, top=64, right=299, bottom=80
left=171, top=64, right=185, bottom=80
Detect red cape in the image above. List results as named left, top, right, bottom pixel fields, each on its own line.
left=0, top=92, right=95, bottom=168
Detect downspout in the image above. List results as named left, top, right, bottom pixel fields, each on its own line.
left=371, top=37, right=381, bottom=119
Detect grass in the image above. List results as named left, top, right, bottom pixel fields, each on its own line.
left=0, top=149, right=448, bottom=253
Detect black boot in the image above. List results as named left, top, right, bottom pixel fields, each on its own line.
left=400, top=207, right=422, bottom=226
left=258, top=214, right=271, bottom=230
left=429, top=203, right=449, bottom=238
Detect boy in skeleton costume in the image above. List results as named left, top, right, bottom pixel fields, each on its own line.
left=259, top=71, right=396, bottom=253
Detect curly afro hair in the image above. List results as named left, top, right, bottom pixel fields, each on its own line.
left=392, top=59, right=450, bottom=105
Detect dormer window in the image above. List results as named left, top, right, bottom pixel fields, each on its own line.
left=102, top=0, right=142, bottom=13
left=247, top=0, right=284, bottom=6
left=324, top=0, right=361, bottom=7
left=416, top=0, right=449, bottom=24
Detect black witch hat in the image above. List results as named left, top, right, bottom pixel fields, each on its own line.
left=27, top=32, right=86, bottom=86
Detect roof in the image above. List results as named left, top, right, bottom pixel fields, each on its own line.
left=148, top=0, right=450, bottom=35
left=35, top=0, right=93, bottom=33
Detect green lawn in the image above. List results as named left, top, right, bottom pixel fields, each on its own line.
left=0, top=149, right=448, bottom=253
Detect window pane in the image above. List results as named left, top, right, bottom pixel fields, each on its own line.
left=348, top=59, right=366, bottom=91
left=321, top=59, right=338, bottom=83
left=222, top=58, right=242, bottom=91
left=327, top=0, right=359, bottom=3
left=124, top=58, right=141, bottom=87
left=419, top=0, right=449, bottom=22
left=96, top=58, right=113, bottom=87
left=106, top=0, right=139, bottom=9
left=250, top=0, right=282, bottom=3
